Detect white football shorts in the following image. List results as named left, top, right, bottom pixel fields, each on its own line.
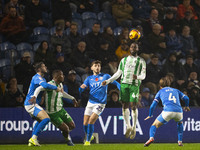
left=84, top=101, right=106, bottom=116
left=157, top=111, right=183, bottom=124
left=24, top=104, right=43, bottom=118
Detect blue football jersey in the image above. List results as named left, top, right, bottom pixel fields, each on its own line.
left=83, top=73, right=119, bottom=104
left=154, top=87, right=186, bottom=112
left=24, top=74, right=46, bottom=105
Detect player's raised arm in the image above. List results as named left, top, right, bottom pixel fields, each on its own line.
left=62, top=91, right=78, bottom=107
left=40, top=81, right=61, bottom=92
left=178, top=90, right=190, bottom=111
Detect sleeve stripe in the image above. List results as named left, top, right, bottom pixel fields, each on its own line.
left=154, top=99, right=159, bottom=103
left=39, top=81, right=44, bottom=85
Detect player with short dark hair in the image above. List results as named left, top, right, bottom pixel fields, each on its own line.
left=24, top=62, right=61, bottom=146
left=144, top=77, right=190, bottom=147
left=80, top=60, right=120, bottom=146
left=32, top=70, right=78, bottom=146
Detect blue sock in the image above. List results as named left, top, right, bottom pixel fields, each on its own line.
left=32, top=118, right=50, bottom=136
left=83, top=125, right=88, bottom=134
left=149, top=125, right=157, bottom=138
left=32, top=121, right=39, bottom=136
left=177, top=122, right=183, bottom=141
left=86, top=124, right=94, bottom=142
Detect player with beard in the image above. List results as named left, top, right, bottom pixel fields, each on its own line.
left=24, top=62, right=61, bottom=146
left=80, top=60, right=120, bottom=146
left=102, top=42, right=146, bottom=139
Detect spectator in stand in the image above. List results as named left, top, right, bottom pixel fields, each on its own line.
left=51, top=0, right=72, bottom=29
left=165, top=72, right=176, bottom=88
left=106, top=89, right=121, bottom=108
left=161, top=52, right=187, bottom=90
left=14, top=52, right=35, bottom=93
left=70, top=0, right=94, bottom=13
left=0, top=6, right=31, bottom=44
left=4, top=0, right=25, bottom=19
left=96, top=39, right=114, bottom=67
left=183, top=55, right=200, bottom=79
left=185, top=71, right=200, bottom=106
left=24, top=0, right=48, bottom=29
left=177, top=0, right=198, bottom=20
left=63, top=70, right=81, bottom=107
left=52, top=44, right=64, bottom=58
left=165, top=28, right=183, bottom=57
left=70, top=41, right=90, bottom=79
left=143, top=8, right=161, bottom=36
left=144, top=54, right=162, bottom=94
left=161, top=9, right=178, bottom=33
left=146, top=24, right=166, bottom=60
left=34, top=40, right=54, bottom=69
left=140, top=87, right=153, bottom=107
left=116, top=27, right=129, bottom=47
left=51, top=53, right=72, bottom=77
left=3, top=77, right=25, bottom=107
left=162, top=0, right=179, bottom=13
left=115, top=38, right=130, bottom=61
left=51, top=25, right=72, bottom=58
left=192, top=0, right=200, bottom=19
left=111, top=0, right=133, bottom=27
left=102, top=26, right=116, bottom=51
left=148, top=0, right=165, bottom=21
left=130, top=0, right=151, bottom=22
left=179, top=25, right=198, bottom=57
left=102, top=56, right=118, bottom=76
left=68, top=22, right=82, bottom=49
left=84, top=22, right=102, bottom=59
left=178, top=11, right=200, bottom=38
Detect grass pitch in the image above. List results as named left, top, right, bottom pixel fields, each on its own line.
left=0, top=143, right=200, bottom=150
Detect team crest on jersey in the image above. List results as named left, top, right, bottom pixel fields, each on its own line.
left=99, top=77, right=103, bottom=80
left=95, top=78, right=98, bottom=81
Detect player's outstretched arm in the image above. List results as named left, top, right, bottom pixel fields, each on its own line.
left=62, top=91, right=78, bottom=107
left=40, top=82, right=58, bottom=90
left=144, top=100, right=158, bottom=120
left=102, top=70, right=122, bottom=86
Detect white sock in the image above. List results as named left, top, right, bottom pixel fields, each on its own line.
left=122, top=108, right=131, bottom=128
left=32, top=135, right=38, bottom=140
left=131, top=109, right=138, bottom=129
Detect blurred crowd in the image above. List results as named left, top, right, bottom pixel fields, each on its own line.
left=0, top=0, right=200, bottom=108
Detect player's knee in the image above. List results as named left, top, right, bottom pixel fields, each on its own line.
left=131, top=106, right=136, bottom=111
left=69, top=123, right=75, bottom=130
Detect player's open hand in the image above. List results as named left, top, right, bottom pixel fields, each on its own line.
left=72, top=99, right=78, bottom=107
left=102, top=81, right=107, bottom=86
left=144, top=116, right=152, bottom=120
left=80, top=84, right=86, bottom=89
left=184, top=107, right=190, bottom=112
left=28, top=96, right=36, bottom=104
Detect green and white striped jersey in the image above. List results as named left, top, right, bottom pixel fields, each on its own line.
left=45, top=80, right=64, bottom=114
left=119, top=55, right=146, bottom=85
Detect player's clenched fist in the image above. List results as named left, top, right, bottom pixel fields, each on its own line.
left=102, top=81, right=107, bottom=86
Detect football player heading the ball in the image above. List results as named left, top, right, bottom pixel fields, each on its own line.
left=102, top=42, right=146, bottom=139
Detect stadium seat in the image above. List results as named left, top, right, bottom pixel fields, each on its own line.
left=100, top=19, right=116, bottom=29
left=113, top=27, right=123, bottom=36
left=72, top=12, right=82, bottom=19
left=0, top=42, right=16, bottom=59
left=0, top=59, right=10, bottom=68
left=33, top=42, right=41, bottom=51
left=49, top=26, right=56, bottom=35
left=33, top=27, right=49, bottom=35
left=81, top=27, right=91, bottom=36
left=16, top=42, right=33, bottom=51
left=83, top=18, right=98, bottom=29
left=97, top=12, right=113, bottom=20
left=82, top=12, right=97, bottom=20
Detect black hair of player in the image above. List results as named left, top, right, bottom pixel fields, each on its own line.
left=91, top=60, right=102, bottom=67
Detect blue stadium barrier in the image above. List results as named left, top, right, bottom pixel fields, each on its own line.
left=0, top=107, right=199, bottom=144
